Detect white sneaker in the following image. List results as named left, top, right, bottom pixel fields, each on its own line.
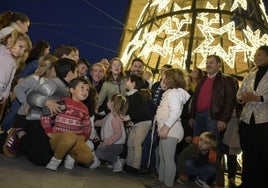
left=113, top=158, right=124, bottom=172
left=64, top=154, right=75, bottom=170
left=90, top=157, right=100, bottom=169
left=195, top=177, right=210, bottom=188
left=46, top=157, right=62, bottom=171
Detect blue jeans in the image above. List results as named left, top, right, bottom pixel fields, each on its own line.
left=185, top=160, right=216, bottom=181
left=193, top=111, right=224, bottom=150
left=1, top=98, right=21, bottom=131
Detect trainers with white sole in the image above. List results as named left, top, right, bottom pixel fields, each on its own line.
left=195, top=177, right=210, bottom=188
left=90, top=157, right=100, bottom=169
left=64, top=154, right=75, bottom=170
left=46, top=157, right=62, bottom=171
left=113, top=158, right=123, bottom=172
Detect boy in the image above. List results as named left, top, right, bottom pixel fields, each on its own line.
left=42, top=77, right=93, bottom=170
left=177, top=132, right=224, bottom=188
left=122, top=74, right=151, bottom=174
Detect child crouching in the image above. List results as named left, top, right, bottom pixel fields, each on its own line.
left=41, top=78, right=93, bottom=170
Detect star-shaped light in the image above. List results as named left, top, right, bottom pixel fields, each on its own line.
left=230, top=0, right=247, bottom=12
left=150, top=0, right=172, bottom=13
left=194, top=22, right=251, bottom=68
left=243, top=26, right=268, bottom=62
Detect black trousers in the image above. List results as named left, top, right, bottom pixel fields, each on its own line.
left=13, top=115, right=53, bottom=166
left=239, top=121, right=268, bottom=188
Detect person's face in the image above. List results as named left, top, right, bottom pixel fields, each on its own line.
left=111, top=60, right=122, bottom=75
left=130, top=61, right=143, bottom=76
left=78, top=63, right=89, bottom=77
left=254, top=49, right=268, bottom=67
left=125, top=78, right=135, bottom=90
left=8, top=39, right=29, bottom=58
left=17, top=20, right=30, bottom=33
left=70, top=82, right=90, bottom=102
left=206, top=57, right=220, bottom=76
left=142, top=72, right=151, bottom=81
left=198, top=138, right=211, bottom=151
left=43, top=47, right=50, bottom=56
left=160, top=73, right=167, bottom=90
left=67, top=68, right=78, bottom=83
left=191, top=68, right=200, bottom=79
left=107, top=99, right=113, bottom=111
left=90, top=65, right=105, bottom=82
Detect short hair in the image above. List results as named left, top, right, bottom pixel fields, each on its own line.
left=258, top=45, right=268, bottom=55
left=78, top=57, right=90, bottom=68
left=54, top=58, right=77, bottom=79
left=127, top=74, right=145, bottom=90
left=69, top=77, right=90, bottom=90
left=207, top=55, right=222, bottom=64
left=199, top=132, right=217, bottom=149
left=53, top=45, right=73, bottom=58
left=131, top=58, right=144, bottom=67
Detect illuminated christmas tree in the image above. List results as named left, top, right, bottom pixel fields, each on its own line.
left=120, top=0, right=268, bottom=78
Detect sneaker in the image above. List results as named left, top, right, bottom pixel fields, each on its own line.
left=3, top=128, right=23, bottom=157
left=113, top=158, right=124, bottom=172
left=46, top=157, right=62, bottom=171
left=90, top=157, right=100, bottom=169
left=64, top=154, right=75, bottom=170
left=195, top=177, right=210, bottom=188
left=177, top=174, right=188, bottom=184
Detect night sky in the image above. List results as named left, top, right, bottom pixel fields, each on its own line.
left=1, top=0, right=129, bottom=64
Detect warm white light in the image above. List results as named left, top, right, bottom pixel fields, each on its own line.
left=230, top=0, right=248, bottom=11
left=194, top=22, right=252, bottom=68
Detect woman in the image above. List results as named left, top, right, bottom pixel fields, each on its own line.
left=237, top=45, right=268, bottom=187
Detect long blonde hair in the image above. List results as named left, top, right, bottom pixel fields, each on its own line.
left=34, top=54, right=58, bottom=78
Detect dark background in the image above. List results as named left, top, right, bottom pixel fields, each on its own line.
left=1, top=0, right=129, bottom=64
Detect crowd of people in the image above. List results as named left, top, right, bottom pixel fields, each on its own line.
left=1, top=10, right=268, bottom=188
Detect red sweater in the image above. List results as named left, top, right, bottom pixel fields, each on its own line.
left=41, top=98, right=91, bottom=139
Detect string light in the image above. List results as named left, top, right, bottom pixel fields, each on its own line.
left=230, top=0, right=248, bottom=12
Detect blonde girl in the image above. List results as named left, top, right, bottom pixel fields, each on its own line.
left=94, top=94, right=129, bottom=172
left=155, top=68, right=190, bottom=187
left=0, top=30, right=31, bottom=104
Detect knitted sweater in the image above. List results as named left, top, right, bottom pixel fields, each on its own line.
left=41, top=97, right=91, bottom=139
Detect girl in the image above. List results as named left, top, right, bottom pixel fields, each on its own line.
left=97, top=57, right=126, bottom=114
left=0, top=10, right=30, bottom=39
left=0, top=30, right=31, bottom=116
left=94, top=94, right=128, bottom=172
left=155, top=68, right=190, bottom=188
left=2, top=54, right=58, bottom=157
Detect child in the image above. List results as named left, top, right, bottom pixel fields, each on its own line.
left=142, top=70, right=153, bottom=89
left=154, top=68, right=190, bottom=188
left=0, top=30, right=31, bottom=121
left=177, top=132, right=224, bottom=188
left=94, top=94, right=128, bottom=172
left=42, top=77, right=93, bottom=171
left=123, top=74, right=152, bottom=174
